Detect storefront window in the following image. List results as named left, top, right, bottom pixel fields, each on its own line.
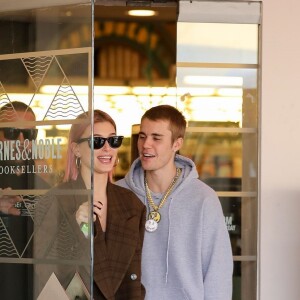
left=0, top=1, right=94, bottom=298
left=177, top=1, right=261, bottom=299
left=0, top=0, right=260, bottom=299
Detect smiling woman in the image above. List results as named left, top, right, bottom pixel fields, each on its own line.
left=34, top=109, right=146, bottom=299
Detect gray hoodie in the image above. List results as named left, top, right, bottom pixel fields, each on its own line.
left=116, top=154, right=233, bottom=300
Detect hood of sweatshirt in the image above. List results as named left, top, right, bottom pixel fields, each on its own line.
left=122, top=154, right=199, bottom=200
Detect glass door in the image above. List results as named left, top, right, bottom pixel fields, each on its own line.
left=0, top=1, right=94, bottom=299
left=0, top=1, right=261, bottom=298
left=177, top=1, right=261, bottom=299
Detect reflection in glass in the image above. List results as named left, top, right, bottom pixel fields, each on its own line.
left=0, top=2, right=93, bottom=299
left=177, top=11, right=260, bottom=300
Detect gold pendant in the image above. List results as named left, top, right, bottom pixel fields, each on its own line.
left=148, top=211, right=161, bottom=223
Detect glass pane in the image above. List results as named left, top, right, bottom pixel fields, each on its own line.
left=177, top=67, right=258, bottom=128
left=177, top=23, right=258, bottom=64
left=0, top=4, right=92, bottom=54
left=177, top=4, right=260, bottom=300
left=232, top=261, right=257, bottom=300
left=0, top=2, right=93, bottom=299
left=180, top=131, right=258, bottom=183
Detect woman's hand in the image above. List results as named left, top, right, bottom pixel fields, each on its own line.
left=93, top=200, right=103, bottom=219
left=75, top=201, right=95, bottom=226
left=75, top=201, right=103, bottom=226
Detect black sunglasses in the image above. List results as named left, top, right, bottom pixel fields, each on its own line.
left=0, top=127, right=38, bottom=140
left=77, top=136, right=124, bottom=149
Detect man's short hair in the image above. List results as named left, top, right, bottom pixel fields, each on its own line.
left=141, top=105, right=186, bottom=142
left=0, top=101, right=35, bottom=121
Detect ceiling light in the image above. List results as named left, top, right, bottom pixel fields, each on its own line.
left=127, top=9, right=157, bottom=17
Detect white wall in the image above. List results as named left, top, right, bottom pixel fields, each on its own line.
left=260, top=0, right=300, bottom=299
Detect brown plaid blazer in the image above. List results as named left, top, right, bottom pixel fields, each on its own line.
left=34, top=176, right=146, bottom=300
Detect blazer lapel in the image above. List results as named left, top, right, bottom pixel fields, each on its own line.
left=105, top=183, right=139, bottom=294
left=68, top=177, right=115, bottom=299
left=89, top=182, right=140, bottom=298
left=93, top=222, right=115, bottom=299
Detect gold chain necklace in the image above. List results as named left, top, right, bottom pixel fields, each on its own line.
left=144, top=168, right=181, bottom=232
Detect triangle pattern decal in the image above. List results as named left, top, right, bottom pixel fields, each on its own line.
left=22, top=56, right=54, bottom=90
left=43, top=77, right=85, bottom=120
left=0, top=83, right=17, bottom=122
left=0, top=218, right=19, bottom=258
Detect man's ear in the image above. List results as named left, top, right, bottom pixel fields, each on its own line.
left=172, top=137, right=183, bottom=152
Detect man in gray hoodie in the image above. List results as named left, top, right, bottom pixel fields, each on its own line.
left=116, top=104, right=233, bottom=300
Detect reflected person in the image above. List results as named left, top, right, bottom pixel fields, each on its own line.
left=0, top=101, right=49, bottom=300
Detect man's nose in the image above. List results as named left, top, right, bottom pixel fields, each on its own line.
left=18, top=132, right=25, bottom=142
left=143, top=137, right=152, bottom=148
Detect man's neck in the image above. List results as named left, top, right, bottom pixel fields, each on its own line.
left=145, top=165, right=177, bottom=194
